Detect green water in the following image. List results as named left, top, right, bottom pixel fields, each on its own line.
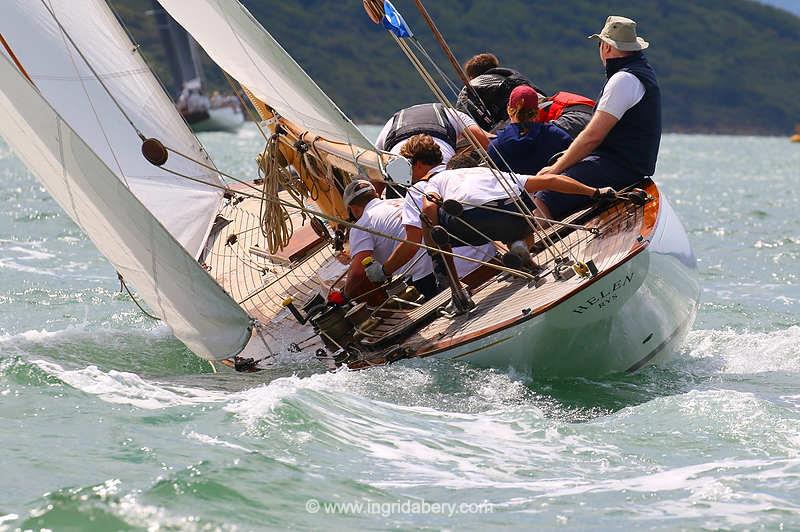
left=2, top=129, right=800, bottom=530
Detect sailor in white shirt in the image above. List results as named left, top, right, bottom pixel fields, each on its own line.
left=369, top=135, right=495, bottom=286
left=421, top=164, right=613, bottom=268
left=342, top=180, right=438, bottom=301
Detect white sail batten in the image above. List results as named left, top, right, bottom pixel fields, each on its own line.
left=156, top=0, right=375, bottom=152
left=0, top=53, right=252, bottom=361
left=0, top=0, right=223, bottom=258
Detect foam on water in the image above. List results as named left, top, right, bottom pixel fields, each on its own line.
left=3, top=132, right=800, bottom=528
left=28, top=360, right=226, bottom=409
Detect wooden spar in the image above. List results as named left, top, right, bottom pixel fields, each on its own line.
left=239, top=85, right=393, bottom=222
left=0, top=33, right=34, bottom=84
left=239, top=86, right=347, bottom=221
left=411, top=1, right=471, bottom=88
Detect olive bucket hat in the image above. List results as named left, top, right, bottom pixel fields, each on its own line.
left=589, top=16, right=649, bottom=51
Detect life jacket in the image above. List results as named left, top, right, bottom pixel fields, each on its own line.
left=383, top=103, right=457, bottom=152
left=456, top=68, right=543, bottom=131
left=536, top=92, right=596, bottom=123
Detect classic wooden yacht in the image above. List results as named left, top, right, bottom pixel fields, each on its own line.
left=0, top=0, right=699, bottom=378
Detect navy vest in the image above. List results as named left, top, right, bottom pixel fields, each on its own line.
left=593, top=53, right=661, bottom=177
left=383, top=103, right=457, bottom=152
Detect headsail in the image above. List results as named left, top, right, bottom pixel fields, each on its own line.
left=0, top=52, right=252, bottom=360
left=156, top=0, right=375, bottom=153
left=0, top=0, right=223, bottom=258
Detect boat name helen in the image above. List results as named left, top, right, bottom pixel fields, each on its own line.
left=571, top=272, right=636, bottom=314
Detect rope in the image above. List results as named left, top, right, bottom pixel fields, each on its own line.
left=117, top=272, right=161, bottom=321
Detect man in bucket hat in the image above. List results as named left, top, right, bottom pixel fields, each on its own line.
left=535, top=16, right=661, bottom=220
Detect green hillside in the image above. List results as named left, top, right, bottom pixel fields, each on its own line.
left=109, top=0, right=800, bottom=135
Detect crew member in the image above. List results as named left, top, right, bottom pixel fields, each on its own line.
left=536, top=16, right=661, bottom=220
left=367, top=135, right=495, bottom=286
left=421, top=166, right=614, bottom=267
left=488, top=86, right=573, bottom=175
left=375, top=102, right=489, bottom=162
left=456, top=53, right=595, bottom=137
left=342, top=180, right=438, bottom=301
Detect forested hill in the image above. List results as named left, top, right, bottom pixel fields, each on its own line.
left=110, top=0, right=800, bottom=135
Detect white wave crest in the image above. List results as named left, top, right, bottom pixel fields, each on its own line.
left=684, top=326, right=800, bottom=373
left=33, top=360, right=227, bottom=409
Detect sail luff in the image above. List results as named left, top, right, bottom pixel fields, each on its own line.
left=0, top=51, right=252, bottom=360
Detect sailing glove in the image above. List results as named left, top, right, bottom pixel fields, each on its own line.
left=365, top=260, right=388, bottom=284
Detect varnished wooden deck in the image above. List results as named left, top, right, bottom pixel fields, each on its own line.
left=210, top=180, right=659, bottom=368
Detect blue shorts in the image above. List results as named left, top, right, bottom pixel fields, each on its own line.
left=536, top=155, right=641, bottom=220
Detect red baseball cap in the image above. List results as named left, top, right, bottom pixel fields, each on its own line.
left=508, top=85, right=539, bottom=111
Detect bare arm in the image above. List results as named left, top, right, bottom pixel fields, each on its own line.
left=536, top=111, right=618, bottom=175
left=343, top=250, right=374, bottom=298
left=524, top=174, right=603, bottom=197
left=422, top=193, right=441, bottom=227
left=383, top=226, right=423, bottom=276
left=465, top=124, right=490, bottom=149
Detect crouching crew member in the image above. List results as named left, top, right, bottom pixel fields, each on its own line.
left=536, top=16, right=660, bottom=220
left=367, top=135, right=495, bottom=287
left=488, top=86, right=573, bottom=175
left=421, top=166, right=614, bottom=268
left=376, top=102, right=489, bottom=164
left=342, top=180, right=438, bottom=302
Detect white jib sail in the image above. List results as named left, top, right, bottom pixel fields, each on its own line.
left=0, top=0, right=224, bottom=258
left=156, top=0, right=375, bottom=153
left=0, top=52, right=252, bottom=361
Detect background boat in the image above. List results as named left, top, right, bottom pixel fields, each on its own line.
left=149, top=1, right=244, bottom=133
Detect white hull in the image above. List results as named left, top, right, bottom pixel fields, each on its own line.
left=190, top=106, right=245, bottom=133
left=429, top=193, right=700, bottom=376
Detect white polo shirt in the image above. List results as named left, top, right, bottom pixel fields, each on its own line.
left=403, top=173, right=495, bottom=277
left=349, top=198, right=433, bottom=281
left=375, top=108, right=477, bottom=163
left=423, top=167, right=528, bottom=209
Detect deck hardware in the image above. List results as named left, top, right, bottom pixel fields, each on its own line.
left=573, top=261, right=591, bottom=278
left=554, top=263, right=576, bottom=281
left=586, top=259, right=599, bottom=276
left=141, top=137, right=168, bottom=166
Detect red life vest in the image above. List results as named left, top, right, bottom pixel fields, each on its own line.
left=536, top=91, right=596, bottom=122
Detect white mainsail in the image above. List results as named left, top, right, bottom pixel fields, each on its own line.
left=156, top=0, right=375, bottom=153
left=0, top=0, right=223, bottom=258
left=0, top=52, right=252, bottom=361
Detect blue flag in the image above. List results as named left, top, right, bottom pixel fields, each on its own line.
left=382, top=0, right=413, bottom=38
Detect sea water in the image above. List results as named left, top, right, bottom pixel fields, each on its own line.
left=1, top=128, right=799, bottom=530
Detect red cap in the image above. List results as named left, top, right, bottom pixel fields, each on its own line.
left=508, top=85, right=539, bottom=111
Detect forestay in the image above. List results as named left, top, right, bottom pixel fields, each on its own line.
left=0, top=0, right=223, bottom=258
left=0, top=53, right=252, bottom=360
left=157, top=0, right=375, bottom=153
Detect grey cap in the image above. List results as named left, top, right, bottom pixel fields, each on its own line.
left=342, top=179, right=376, bottom=207
left=589, top=16, right=649, bottom=51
